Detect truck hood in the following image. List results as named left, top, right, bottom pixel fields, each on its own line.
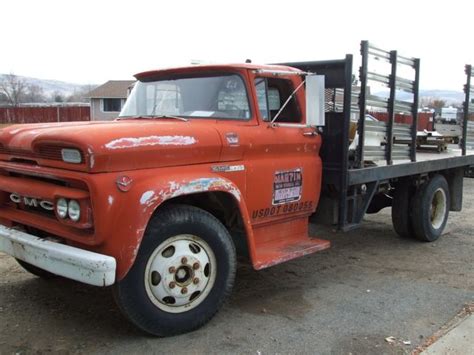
left=0, top=120, right=223, bottom=172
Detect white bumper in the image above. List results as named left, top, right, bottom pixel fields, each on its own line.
left=0, top=225, right=116, bottom=286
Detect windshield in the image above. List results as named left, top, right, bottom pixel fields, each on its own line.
left=120, top=74, right=251, bottom=119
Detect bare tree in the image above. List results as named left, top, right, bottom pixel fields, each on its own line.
left=0, top=73, right=27, bottom=106
left=420, top=97, right=446, bottom=110
left=51, top=91, right=65, bottom=103
left=420, top=97, right=432, bottom=108
left=67, top=84, right=95, bottom=103
left=24, top=83, right=46, bottom=103
left=431, top=99, right=446, bottom=110
left=0, top=92, right=8, bottom=105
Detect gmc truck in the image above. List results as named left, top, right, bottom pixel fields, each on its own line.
left=1, top=42, right=473, bottom=336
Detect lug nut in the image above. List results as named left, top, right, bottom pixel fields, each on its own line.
left=193, top=278, right=199, bottom=284
left=181, top=257, right=188, bottom=264
left=181, top=287, right=188, bottom=294
left=193, top=262, right=200, bottom=270
left=169, top=282, right=176, bottom=289
left=169, top=266, right=176, bottom=273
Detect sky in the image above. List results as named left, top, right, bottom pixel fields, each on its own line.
left=1, top=0, right=473, bottom=90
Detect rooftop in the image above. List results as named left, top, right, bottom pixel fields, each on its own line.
left=135, top=63, right=302, bottom=81
left=87, top=80, right=135, bottom=99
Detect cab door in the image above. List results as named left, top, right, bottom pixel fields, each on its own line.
left=244, top=72, right=323, bottom=226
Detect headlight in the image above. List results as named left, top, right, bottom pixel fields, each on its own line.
left=56, top=198, right=68, bottom=218
left=61, top=149, right=82, bottom=164
left=68, top=200, right=81, bottom=222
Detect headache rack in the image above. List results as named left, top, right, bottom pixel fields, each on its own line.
left=358, top=41, right=420, bottom=166
left=462, top=64, right=474, bottom=155
left=281, top=41, right=474, bottom=230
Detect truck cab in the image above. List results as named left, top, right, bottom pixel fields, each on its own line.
left=0, top=63, right=328, bottom=336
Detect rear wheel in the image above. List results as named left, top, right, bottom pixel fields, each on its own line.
left=113, top=204, right=236, bottom=336
left=391, top=181, right=415, bottom=238
left=411, top=175, right=450, bottom=242
left=16, top=259, right=57, bottom=279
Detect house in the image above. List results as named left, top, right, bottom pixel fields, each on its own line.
left=88, top=80, right=135, bottom=121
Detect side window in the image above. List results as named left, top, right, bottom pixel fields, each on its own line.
left=268, top=88, right=281, bottom=111
left=254, top=78, right=268, bottom=120
left=102, top=98, right=122, bottom=112
left=254, top=77, right=301, bottom=123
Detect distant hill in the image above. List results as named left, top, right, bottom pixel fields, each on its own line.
left=374, top=89, right=464, bottom=105
left=0, top=74, right=97, bottom=102
left=417, top=90, right=465, bottom=104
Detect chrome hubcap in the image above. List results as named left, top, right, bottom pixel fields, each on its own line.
left=144, top=234, right=216, bottom=313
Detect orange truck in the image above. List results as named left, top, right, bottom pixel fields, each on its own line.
left=1, top=42, right=473, bottom=336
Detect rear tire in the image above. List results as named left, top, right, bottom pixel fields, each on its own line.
left=113, top=204, right=236, bottom=336
left=391, top=181, right=415, bottom=238
left=411, top=175, right=450, bottom=242
left=16, top=259, right=57, bottom=279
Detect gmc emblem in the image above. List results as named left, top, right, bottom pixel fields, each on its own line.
left=9, top=193, right=55, bottom=211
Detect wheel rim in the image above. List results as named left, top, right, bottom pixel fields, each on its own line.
left=144, top=234, right=216, bottom=313
left=430, top=188, right=447, bottom=230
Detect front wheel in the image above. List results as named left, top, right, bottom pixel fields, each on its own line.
left=113, top=204, right=236, bottom=336
left=411, top=175, right=450, bottom=242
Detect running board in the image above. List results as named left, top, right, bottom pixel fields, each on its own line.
left=253, top=237, right=330, bottom=270
left=251, top=216, right=330, bottom=270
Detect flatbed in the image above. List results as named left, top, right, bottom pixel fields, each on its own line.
left=282, top=41, right=474, bottom=231
left=348, top=148, right=474, bottom=185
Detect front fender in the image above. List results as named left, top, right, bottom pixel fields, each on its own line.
left=110, top=173, right=252, bottom=280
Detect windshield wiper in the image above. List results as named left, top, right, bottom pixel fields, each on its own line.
left=146, top=101, right=189, bottom=121
left=147, top=115, right=189, bottom=122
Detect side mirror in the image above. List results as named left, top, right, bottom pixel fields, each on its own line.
left=305, top=74, right=325, bottom=127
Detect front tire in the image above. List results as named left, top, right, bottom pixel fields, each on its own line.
left=411, top=175, right=450, bottom=242
left=113, top=204, right=236, bottom=336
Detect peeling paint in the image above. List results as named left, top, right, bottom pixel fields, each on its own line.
left=87, top=148, right=95, bottom=169
left=108, top=195, right=114, bottom=205
left=129, top=244, right=139, bottom=259
left=105, top=135, right=197, bottom=150
left=157, top=177, right=242, bottom=203
left=169, top=181, right=180, bottom=191
left=140, top=190, right=155, bottom=205
left=122, top=227, right=145, bottom=267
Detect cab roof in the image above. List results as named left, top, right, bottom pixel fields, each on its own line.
left=135, top=63, right=302, bottom=81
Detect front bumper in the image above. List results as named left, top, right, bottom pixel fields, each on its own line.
left=0, top=225, right=116, bottom=286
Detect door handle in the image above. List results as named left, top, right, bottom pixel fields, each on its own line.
left=302, top=131, right=317, bottom=137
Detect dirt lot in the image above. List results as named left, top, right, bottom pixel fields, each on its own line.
left=1, top=180, right=473, bottom=354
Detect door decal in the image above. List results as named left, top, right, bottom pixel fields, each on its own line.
left=273, top=168, right=302, bottom=205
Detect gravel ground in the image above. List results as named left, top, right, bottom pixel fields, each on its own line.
left=1, top=180, right=473, bottom=355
